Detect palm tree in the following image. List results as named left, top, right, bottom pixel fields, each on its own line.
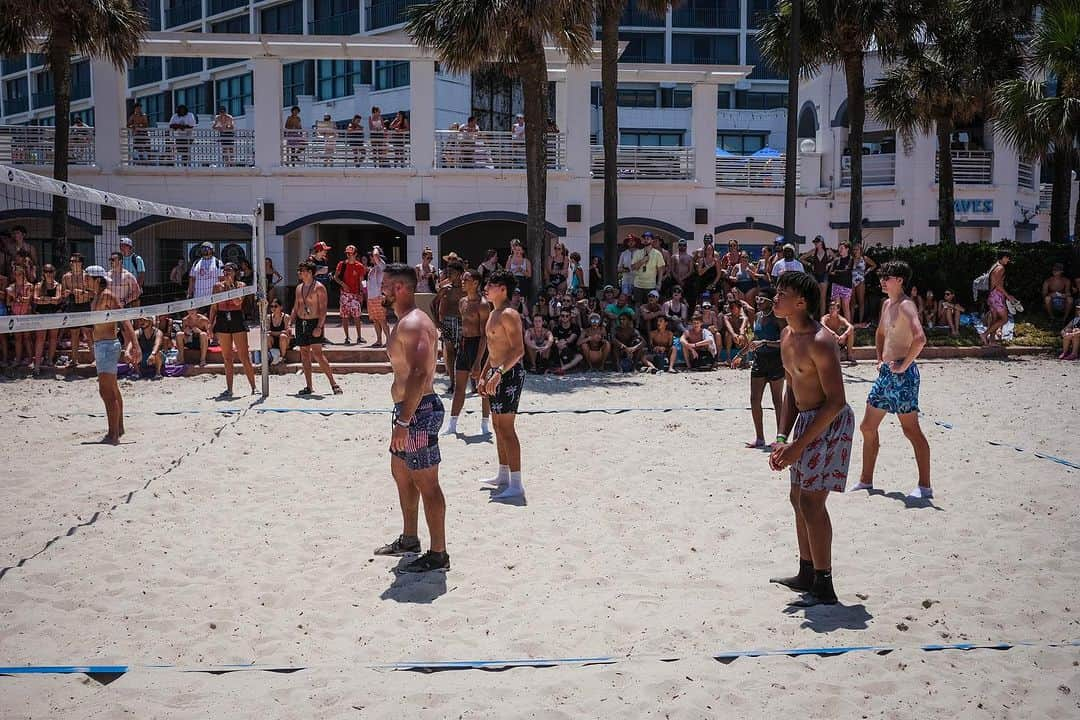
left=869, top=0, right=1029, bottom=245
left=757, top=1, right=918, bottom=247
left=596, top=0, right=672, bottom=286
left=994, top=0, right=1080, bottom=243
left=0, top=0, right=147, bottom=263
left=407, top=0, right=594, bottom=298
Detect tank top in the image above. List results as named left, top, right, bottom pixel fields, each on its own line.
left=830, top=256, right=853, bottom=288
left=509, top=256, right=527, bottom=276
left=753, top=312, right=781, bottom=354
left=138, top=329, right=157, bottom=355
left=568, top=261, right=580, bottom=291
left=852, top=257, right=868, bottom=285
left=269, top=313, right=287, bottom=332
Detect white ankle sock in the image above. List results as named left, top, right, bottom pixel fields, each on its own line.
left=493, top=471, right=524, bottom=499
left=849, top=482, right=874, bottom=492
left=908, top=486, right=933, bottom=499
left=480, top=417, right=490, bottom=434
left=481, top=464, right=510, bottom=485
left=441, top=416, right=459, bottom=435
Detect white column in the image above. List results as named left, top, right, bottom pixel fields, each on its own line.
left=564, top=65, right=592, bottom=178
left=90, top=58, right=126, bottom=171
left=408, top=59, right=436, bottom=171
left=691, top=82, right=718, bottom=189
left=252, top=56, right=283, bottom=172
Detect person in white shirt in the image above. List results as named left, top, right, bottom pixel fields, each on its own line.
left=617, top=234, right=638, bottom=297
left=169, top=104, right=197, bottom=166
left=187, top=242, right=223, bottom=304
left=771, top=243, right=806, bottom=279
left=366, top=246, right=389, bottom=347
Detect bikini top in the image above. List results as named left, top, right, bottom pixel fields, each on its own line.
left=509, top=256, right=527, bottom=275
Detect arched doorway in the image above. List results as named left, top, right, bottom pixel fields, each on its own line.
left=798, top=102, right=818, bottom=139
left=587, top=217, right=692, bottom=267
left=433, top=212, right=566, bottom=270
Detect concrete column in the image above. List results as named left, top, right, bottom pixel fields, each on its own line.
left=691, top=82, right=718, bottom=189
left=252, top=56, right=284, bottom=172
left=408, top=59, right=436, bottom=171
left=90, top=58, right=126, bottom=171
left=564, top=65, right=592, bottom=178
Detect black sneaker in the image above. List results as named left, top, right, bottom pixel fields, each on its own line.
left=374, top=534, right=421, bottom=556
left=399, top=550, right=450, bottom=573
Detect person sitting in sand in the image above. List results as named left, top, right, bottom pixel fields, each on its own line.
left=579, top=313, right=611, bottom=371
left=644, top=315, right=678, bottom=373
left=1058, top=300, right=1080, bottom=360
left=681, top=312, right=716, bottom=370
left=1043, top=263, right=1073, bottom=321
left=136, top=316, right=165, bottom=379
left=936, top=289, right=964, bottom=337
left=267, top=298, right=292, bottom=365
left=921, top=290, right=938, bottom=328
left=721, top=298, right=750, bottom=361
left=549, top=308, right=583, bottom=375
left=768, top=270, right=855, bottom=607
left=612, top=312, right=645, bottom=372
left=524, top=315, right=553, bottom=372
left=177, top=307, right=210, bottom=367
left=821, top=299, right=856, bottom=364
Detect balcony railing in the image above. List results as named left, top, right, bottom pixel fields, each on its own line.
left=121, top=127, right=255, bottom=167
left=4, top=96, right=29, bottom=115
left=937, top=150, right=993, bottom=185
left=1039, top=182, right=1052, bottom=209
left=1017, top=159, right=1036, bottom=189
left=435, top=130, right=565, bottom=170
left=367, top=0, right=424, bottom=31
left=281, top=128, right=411, bottom=168
left=309, top=9, right=361, bottom=34
left=672, top=2, right=740, bottom=28
left=716, top=154, right=795, bottom=189
left=841, top=153, right=896, bottom=187
left=0, top=125, right=96, bottom=165
left=591, top=145, right=695, bottom=180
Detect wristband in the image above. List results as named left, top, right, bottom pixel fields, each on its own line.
left=394, top=418, right=411, bottom=428
left=775, top=434, right=787, bottom=444
left=495, top=366, right=505, bottom=375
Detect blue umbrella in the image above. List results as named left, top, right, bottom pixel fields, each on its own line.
left=751, top=147, right=781, bottom=158
left=715, top=146, right=734, bottom=157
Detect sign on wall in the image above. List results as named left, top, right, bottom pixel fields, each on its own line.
left=954, top=199, right=993, bottom=214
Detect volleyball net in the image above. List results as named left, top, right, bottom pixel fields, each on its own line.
left=0, top=164, right=269, bottom=391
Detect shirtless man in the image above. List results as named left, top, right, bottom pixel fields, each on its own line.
left=579, top=313, right=610, bottom=371
left=434, top=261, right=465, bottom=393
left=288, top=260, right=341, bottom=395
left=681, top=312, right=716, bottom=369
left=768, top=270, right=855, bottom=607
left=177, top=307, right=210, bottom=366
left=645, top=315, right=677, bottom=373
left=851, top=260, right=932, bottom=499
left=983, top=250, right=1018, bottom=345
left=612, top=312, right=645, bottom=371
left=478, top=269, right=528, bottom=500
left=821, top=299, right=856, bottom=364
left=61, top=252, right=94, bottom=367
left=1043, top=263, right=1073, bottom=321
left=373, top=263, right=449, bottom=573
left=442, top=269, right=490, bottom=436
left=86, top=265, right=140, bottom=444
left=524, top=315, right=553, bottom=372
left=669, top=239, right=694, bottom=299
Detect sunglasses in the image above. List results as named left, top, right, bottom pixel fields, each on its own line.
left=673, top=290, right=682, bottom=294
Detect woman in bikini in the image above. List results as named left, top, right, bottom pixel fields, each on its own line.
left=209, top=263, right=256, bottom=397
left=7, top=265, right=35, bottom=367
left=851, top=243, right=877, bottom=324
left=506, top=239, right=533, bottom=300
left=547, top=241, right=568, bottom=293
left=827, top=241, right=855, bottom=321
left=32, top=264, right=63, bottom=373
left=267, top=297, right=292, bottom=365
left=728, top=251, right=757, bottom=304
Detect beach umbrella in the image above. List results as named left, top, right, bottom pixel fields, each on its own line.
left=751, top=147, right=782, bottom=158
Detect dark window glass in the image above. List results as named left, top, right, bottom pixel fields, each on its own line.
left=262, top=0, right=303, bottom=34
left=209, top=15, right=249, bottom=69
left=283, top=60, right=313, bottom=107
left=734, top=90, right=788, bottom=109
left=717, top=132, right=769, bottom=154
left=746, top=35, right=786, bottom=80
left=618, top=32, right=665, bottom=64
left=621, top=130, right=684, bottom=146
left=174, top=84, right=211, bottom=117
left=671, top=34, right=739, bottom=64
left=216, top=73, right=253, bottom=116
left=373, top=60, right=409, bottom=91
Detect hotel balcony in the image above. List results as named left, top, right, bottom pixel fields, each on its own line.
left=281, top=129, right=411, bottom=168
left=716, top=153, right=796, bottom=190
left=590, top=145, right=695, bottom=181
left=436, top=131, right=565, bottom=171
left=4, top=96, right=29, bottom=115
left=0, top=125, right=96, bottom=166
left=120, top=128, right=254, bottom=168
left=671, top=1, right=740, bottom=29
left=309, top=10, right=361, bottom=35
left=936, top=150, right=994, bottom=185
left=841, top=153, right=896, bottom=187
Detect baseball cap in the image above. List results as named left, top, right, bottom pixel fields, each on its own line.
left=678, top=238, right=687, bottom=245
left=119, top=237, right=133, bottom=247
left=642, top=231, right=654, bottom=239
left=602, top=284, right=615, bottom=292
left=701, top=301, right=712, bottom=308
left=200, top=241, right=214, bottom=249
left=313, top=241, right=331, bottom=252
left=85, top=265, right=107, bottom=278
left=345, top=244, right=357, bottom=254
left=773, top=236, right=784, bottom=245
left=783, top=243, right=796, bottom=252
left=648, top=290, right=660, bottom=298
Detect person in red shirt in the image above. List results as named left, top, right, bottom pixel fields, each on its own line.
left=334, top=244, right=368, bottom=344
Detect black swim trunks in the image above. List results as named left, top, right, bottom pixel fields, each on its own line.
left=751, top=350, right=785, bottom=381
left=489, top=362, right=525, bottom=415
left=390, top=394, right=445, bottom=470
left=213, top=309, right=246, bottom=334
left=455, top=335, right=486, bottom=373
left=294, top=317, right=325, bottom=346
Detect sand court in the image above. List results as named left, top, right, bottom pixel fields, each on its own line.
left=1, top=358, right=1077, bottom=717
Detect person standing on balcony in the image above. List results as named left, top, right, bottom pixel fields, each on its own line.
left=460, top=115, right=480, bottom=168
left=390, top=111, right=410, bottom=167
left=346, top=114, right=364, bottom=167
left=316, top=114, right=337, bottom=167
left=127, top=102, right=149, bottom=165
left=511, top=113, right=525, bottom=168
left=368, top=106, right=386, bottom=167
left=212, top=106, right=236, bottom=167
left=168, top=104, right=196, bottom=167
left=284, top=106, right=304, bottom=166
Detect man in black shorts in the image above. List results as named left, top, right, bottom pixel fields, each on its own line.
left=745, top=288, right=787, bottom=449
left=375, top=263, right=449, bottom=573
left=549, top=307, right=583, bottom=374
left=478, top=270, right=527, bottom=500
left=442, top=269, right=491, bottom=436
left=288, top=260, right=341, bottom=395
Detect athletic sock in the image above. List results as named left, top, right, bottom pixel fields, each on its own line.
left=481, top=464, right=510, bottom=486
left=908, top=486, right=933, bottom=499
left=810, top=568, right=838, bottom=604
left=492, top=471, right=525, bottom=499
left=770, top=558, right=814, bottom=591
left=441, top=416, right=459, bottom=435
left=480, top=417, right=490, bottom=434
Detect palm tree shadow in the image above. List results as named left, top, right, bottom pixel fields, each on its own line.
left=783, top=602, right=873, bottom=633
left=379, top=557, right=448, bottom=604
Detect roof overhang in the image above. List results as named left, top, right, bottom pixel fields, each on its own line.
left=549, top=63, right=754, bottom=85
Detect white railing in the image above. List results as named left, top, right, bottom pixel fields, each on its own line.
left=591, top=145, right=695, bottom=180
left=0, top=125, right=96, bottom=165
left=281, top=129, right=411, bottom=168
left=1040, top=182, right=1052, bottom=208
left=435, top=130, right=565, bottom=170
left=715, top=154, right=793, bottom=189
left=1017, top=159, right=1036, bottom=189
left=937, top=150, right=993, bottom=185
left=121, top=128, right=254, bottom=167
left=841, top=153, right=896, bottom=187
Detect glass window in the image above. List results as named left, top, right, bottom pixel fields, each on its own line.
left=718, top=132, right=768, bottom=155
left=621, top=130, right=684, bottom=146
left=716, top=89, right=732, bottom=108
left=208, top=0, right=247, bottom=15
left=312, top=0, right=360, bottom=33
left=209, top=15, right=249, bottom=70
left=174, top=84, right=211, bottom=117
left=616, top=88, right=657, bottom=107
left=128, top=56, right=163, bottom=88
left=261, top=0, right=303, bottom=34
left=139, top=91, right=168, bottom=124
left=734, top=90, right=788, bottom=109
left=216, top=73, right=253, bottom=116
left=660, top=87, right=692, bottom=108
left=672, top=0, right=739, bottom=29
left=671, top=34, right=739, bottom=65
left=373, top=60, right=409, bottom=91
left=746, top=0, right=778, bottom=30
left=70, top=107, right=95, bottom=126
left=620, top=0, right=665, bottom=27
left=317, top=60, right=366, bottom=100
left=618, top=32, right=665, bottom=64
left=71, top=61, right=92, bottom=101
left=167, top=56, right=203, bottom=78
left=746, top=35, right=786, bottom=80
left=283, top=60, right=312, bottom=107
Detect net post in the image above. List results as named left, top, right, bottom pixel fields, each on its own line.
left=254, top=198, right=270, bottom=397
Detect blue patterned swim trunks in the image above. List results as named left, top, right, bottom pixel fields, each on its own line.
left=390, top=394, right=444, bottom=470
left=867, top=362, right=921, bottom=414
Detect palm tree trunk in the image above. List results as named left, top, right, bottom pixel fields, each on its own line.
left=50, top=42, right=72, bottom=265
left=1071, top=145, right=1079, bottom=242
left=843, top=56, right=865, bottom=247
left=1049, top=148, right=1071, bottom=243
left=936, top=122, right=956, bottom=245
left=600, top=1, right=622, bottom=287
left=519, top=38, right=549, bottom=303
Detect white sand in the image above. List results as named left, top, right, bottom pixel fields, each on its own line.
left=1, top=357, right=1078, bottom=718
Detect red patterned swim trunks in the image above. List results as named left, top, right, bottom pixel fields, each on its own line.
left=789, top=404, right=855, bottom=493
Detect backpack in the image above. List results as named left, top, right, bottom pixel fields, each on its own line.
left=972, top=269, right=991, bottom=299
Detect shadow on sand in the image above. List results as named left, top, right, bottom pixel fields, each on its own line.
left=380, top=556, right=448, bottom=604
left=784, top=601, right=874, bottom=633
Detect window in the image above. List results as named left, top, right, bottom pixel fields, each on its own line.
left=139, top=91, right=168, bottom=124
left=672, top=0, right=739, bottom=29
left=746, top=35, right=785, bottom=80
left=167, top=56, right=203, bottom=78
left=32, top=72, right=53, bottom=108
left=71, top=61, right=92, bottom=101
left=209, top=15, right=249, bottom=69
left=746, top=0, right=777, bottom=29
left=620, top=130, right=684, bottom=146
left=312, top=0, right=359, bottom=33
left=129, top=56, right=163, bottom=88
left=216, top=73, right=253, bottom=116
left=262, top=0, right=303, bottom=34
left=734, top=90, right=788, bottom=109
left=70, top=107, right=95, bottom=126
left=616, top=88, right=657, bottom=107
left=208, top=0, right=247, bottom=15
left=174, top=84, right=211, bottom=117
left=373, top=60, right=409, bottom=91
left=136, top=0, right=162, bottom=31
left=620, top=0, right=665, bottom=27
left=4, top=77, right=28, bottom=114
left=660, top=87, right=692, bottom=108
left=317, top=60, right=366, bottom=100
left=2, top=55, right=27, bottom=75
left=283, top=60, right=312, bottom=107
left=716, top=89, right=732, bottom=108
left=671, top=34, right=739, bottom=64
left=618, top=32, right=665, bottom=64
left=165, top=0, right=202, bottom=27
left=718, top=132, right=768, bottom=155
